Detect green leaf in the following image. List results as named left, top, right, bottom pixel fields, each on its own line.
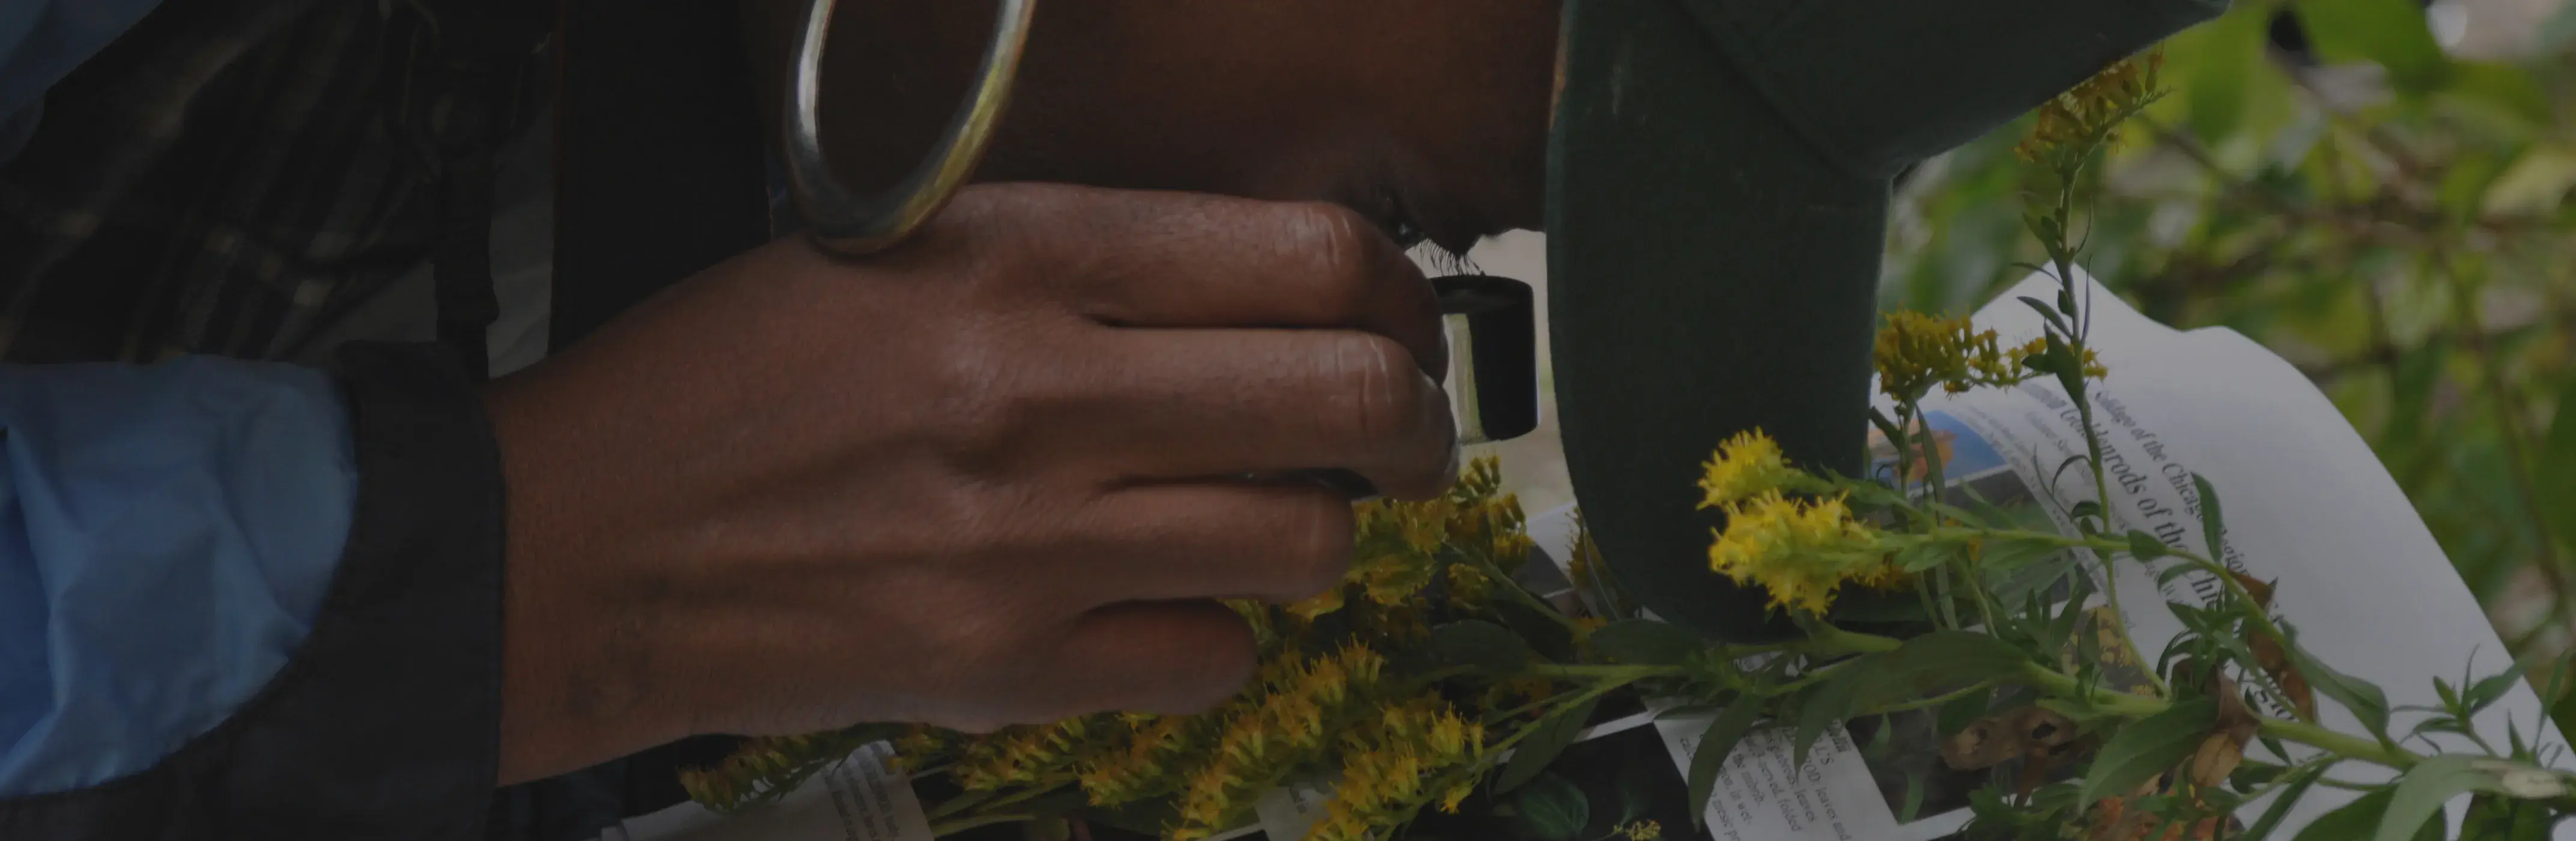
left=1938, top=687, right=1993, bottom=736
left=2079, top=697, right=2218, bottom=807
left=1851, top=631, right=2032, bottom=711
left=2286, top=640, right=2394, bottom=740
left=2444, top=61, right=2552, bottom=127
left=2464, top=663, right=2531, bottom=717
left=2375, top=755, right=2509, bottom=841
left=2483, top=148, right=2576, bottom=218
left=2294, top=789, right=2395, bottom=841
left=1496, top=693, right=1602, bottom=795
left=2292, top=0, right=2452, bottom=93
left=1980, top=536, right=2067, bottom=575
left=2126, top=531, right=2171, bottom=561
left=1793, top=664, right=1868, bottom=771
left=1895, top=541, right=1952, bottom=573
left=2170, top=3, right=2268, bottom=144
left=2241, top=763, right=2329, bottom=840
left=1587, top=619, right=1707, bottom=666
left=1684, top=701, right=1766, bottom=831
left=2532, top=367, right=2576, bottom=557
left=2462, top=791, right=2563, bottom=841
left=2231, top=759, right=2289, bottom=792
left=2017, top=296, right=2072, bottom=335
left=2192, top=474, right=2228, bottom=562
left=1430, top=621, right=1532, bottom=672
left=1924, top=502, right=1991, bottom=529
left=1513, top=774, right=1590, bottom=841
left=1614, top=754, right=1655, bottom=824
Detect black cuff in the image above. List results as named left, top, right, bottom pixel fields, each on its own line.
left=0, top=342, right=507, bottom=839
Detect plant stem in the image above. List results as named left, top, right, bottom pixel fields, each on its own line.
left=1809, top=626, right=1907, bottom=654
left=2261, top=717, right=2419, bottom=771
left=2015, top=662, right=2425, bottom=771
left=1479, top=675, right=1644, bottom=767
left=1473, top=555, right=1588, bottom=635
left=1523, top=663, right=1679, bottom=681
left=1866, top=679, right=2003, bottom=717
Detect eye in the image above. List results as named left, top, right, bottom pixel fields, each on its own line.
left=1388, top=218, right=1429, bottom=249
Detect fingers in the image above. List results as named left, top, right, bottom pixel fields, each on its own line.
left=992, top=187, right=1448, bottom=380
left=1059, top=327, right=1458, bottom=499
left=1046, top=600, right=1257, bottom=717
left=1062, top=481, right=1356, bottom=606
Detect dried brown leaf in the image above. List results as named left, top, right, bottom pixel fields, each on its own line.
left=2184, top=732, right=2244, bottom=789
left=2246, top=633, right=2317, bottom=721
left=2226, top=571, right=2275, bottom=610
left=1942, top=717, right=2022, bottom=770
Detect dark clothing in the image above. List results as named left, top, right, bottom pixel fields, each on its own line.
left=0, top=1, right=766, bottom=838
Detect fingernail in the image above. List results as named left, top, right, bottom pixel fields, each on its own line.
left=1427, top=372, right=1462, bottom=479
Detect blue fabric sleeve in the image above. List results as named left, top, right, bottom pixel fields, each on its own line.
left=0, top=0, right=163, bottom=161
left=0, top=357, right=357, bottom=796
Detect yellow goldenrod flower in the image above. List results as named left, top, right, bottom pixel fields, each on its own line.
left=1698, top=430, right=1799, bottom=512
left=1438, top=780, right=1475, bottom=814
left=2009, top=336, right=2107, bottom=380
left=1707, top=491, right=1895, bottom=614
left=2015, top=51, right=2164, bottom=162
left=1626, top=819, right=1665, bottom=840
left=1287, top=584, right=1349, bottom=620
left=1445, top=562, right=1491, bottom=610
left=1876, top=312, right=2031, bottom=402
left=1306, top=695, right=1486, bottom=841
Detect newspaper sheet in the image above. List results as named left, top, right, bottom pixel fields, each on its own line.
left=614, top=270, right=2569, bottom=840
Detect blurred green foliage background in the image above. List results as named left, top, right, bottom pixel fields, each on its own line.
left=1884, top=0, right=2576, bottom=723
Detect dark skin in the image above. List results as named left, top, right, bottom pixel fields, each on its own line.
left=485, top=0, right=1560, bottom=783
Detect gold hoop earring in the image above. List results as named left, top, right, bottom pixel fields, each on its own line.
left=785, top=0, right=1034, bottom=257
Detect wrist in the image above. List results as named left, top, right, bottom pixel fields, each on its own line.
left=487, top=372, right=694, bottom=783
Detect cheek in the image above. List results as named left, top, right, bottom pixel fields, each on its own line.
left=971, top=4, right=1405, bottom=200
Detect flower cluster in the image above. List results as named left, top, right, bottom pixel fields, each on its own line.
left=1308, top=696, right=1486, bottom=841
left=1170, top=645, right=1388, bottom=839
left=1697, top=430, right=1897, bottom=614
left=2016, top=50, right=2164, bottom=163
left=1291, top=457, right=1529, bottom=626
left=1874, top=312, right=2035, bottom=402
left=1707, top=491, right=1894, bottom=615
left=1698, top=430, right=1799, bottom=511
left=950, top=715, right=1115, bottom=792
left=1073, top=714, right=1203, bottom=807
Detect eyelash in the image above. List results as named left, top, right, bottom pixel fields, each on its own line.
left=1389, top=218, right=1429, bottom=249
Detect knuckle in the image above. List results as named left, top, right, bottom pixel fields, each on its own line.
left=1270, top=492, right=1356, bottom=598
left=1281, top=201, right=1389, bottom=318
left=922, top=185, right=1079, bottom=299
left=919, top=326, right=1040, bottom=466
left=1326, top=334, right=1425, bottom=442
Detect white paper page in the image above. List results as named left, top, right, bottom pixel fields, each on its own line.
left=611, top=741, right=934, bottom=841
